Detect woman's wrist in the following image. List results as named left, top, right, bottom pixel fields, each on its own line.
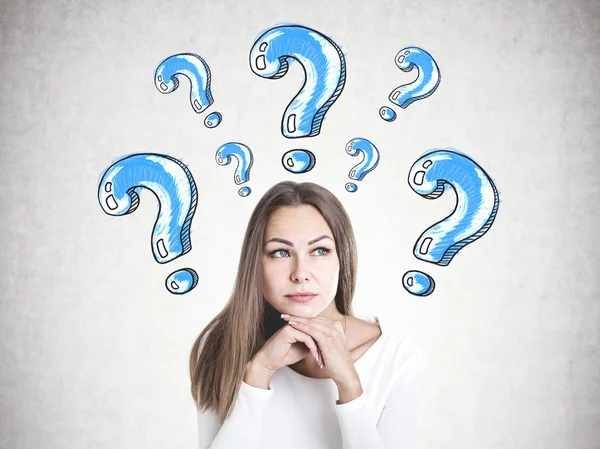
left=336, top=382, right=363, bottom=404
left=244, top=358, right=276, bottom=390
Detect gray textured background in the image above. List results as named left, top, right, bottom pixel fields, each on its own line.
left=1, top=0, right=599, bottom=448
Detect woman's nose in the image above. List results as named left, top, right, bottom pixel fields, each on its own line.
left=290, top=257, right=310, bottom=282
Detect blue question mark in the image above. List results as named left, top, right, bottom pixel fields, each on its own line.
left=344, top=138, right=380, bottom=193
left=98, top=153, right=199, bottom=295
left=402, top=149, right=500, bottom=296
left=215, top=142, right=254, bottom=197
left=380, top=46, right=441, bottom=122
left=154, top=53, right=222, bottom=129
left=249, top=24, right=346, bottom=174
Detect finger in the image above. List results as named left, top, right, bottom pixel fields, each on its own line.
left=289, top=323, right=324, bottom=369
left=317, top=347, right=324, bottom=369
left=288, top=320, right=328, bottom=345
left=285, top=316, right=338, bottom=337
left=288, top=325, right=320, bottom=363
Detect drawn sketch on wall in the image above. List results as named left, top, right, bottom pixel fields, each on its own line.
left=249, top=24, right=347, bottom=174
left=344, top=137, right=380, bottom=193
left=403, top=149, right=500, bottom=296
left=99, top=22, right=500, bottom=296
left=215, top=142, right=254, bottom=197
left=97, top=153, right=199, bottom=294
left=154, top=53, right=222, bottom=129
left=380, top=46, right=441, bottom=122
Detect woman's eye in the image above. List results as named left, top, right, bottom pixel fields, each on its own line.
left=270, top=249, right=289, bottom=258
left=269, top=247, right=331, bottom=258
left=313, top=247, right=331, bottom=256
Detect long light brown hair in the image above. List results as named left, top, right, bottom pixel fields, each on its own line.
left=189, top=181, right=358, bottom=423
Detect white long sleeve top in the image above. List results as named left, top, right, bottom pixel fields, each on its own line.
left=196, top=315, right=424, bottom=449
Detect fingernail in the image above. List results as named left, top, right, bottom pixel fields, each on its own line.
left=316, top=353, right=319, bottom=362
left=281, top=314, right=290, bottom=319
left=289, top=320, right=298, bottom=325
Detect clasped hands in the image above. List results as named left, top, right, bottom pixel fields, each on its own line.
left=281, top=313, right=363, bottom=404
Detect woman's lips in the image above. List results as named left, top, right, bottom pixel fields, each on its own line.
left=286, top=294, right=317, bottom=302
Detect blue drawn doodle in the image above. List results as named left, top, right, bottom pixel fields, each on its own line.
left=402, top=271, right=435, bottom=296
left=402, top=149, right=500, bottom=296
left=98, top=153, right=199, bottom=294
left=249, top=24, right=346, bottom=139
left=155, top=53, right=221, bottom=124
left=344, top=138, right=380, bottom=193
left=379, top=107, right=397, bottom=122
left=216, top=142, right=254, bottom=197
left=282, top=149, right=316, bottom=174
left=204, top=112, right=222, bottom=128
left=166, top=268, right=199, bottom=295
left=381, top=46, right=441, bottom=121
left=98, top=153, right=198, bottom=263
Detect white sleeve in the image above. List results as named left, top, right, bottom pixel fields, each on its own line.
left=197, top=380, right=274, bottom=449
left=334, top=347, right=425, bottom=449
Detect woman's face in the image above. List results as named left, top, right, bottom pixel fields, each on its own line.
left=262, top=204, right=340, bottom=318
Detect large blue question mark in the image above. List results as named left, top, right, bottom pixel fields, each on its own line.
left=98, top=153, right=199, bottom=294
left=402, top=149, right=500, bottom=296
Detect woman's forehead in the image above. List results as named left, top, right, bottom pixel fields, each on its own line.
left=264, top=206, right=333, bottom=241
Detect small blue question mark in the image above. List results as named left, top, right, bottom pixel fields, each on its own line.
left=249, top=24, right=346, bottom=139
left=380, top=46, right=441, bottom=122
left=345, top=138, right=380, bottom=193
left=98, top=153, right=199, bottom=295
left=215, top=142, right=254, bottom=197
left=402, top=149, right=500, bottom=296
left=154, top=53, right=222, bottom=129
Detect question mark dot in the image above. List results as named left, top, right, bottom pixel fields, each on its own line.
left=204, top=112, right=222, bottom=129
left=281, top=150, right=316, bottom=174
left=345, top=183, right=358, bottom=193
left=379, top=107, right=397, bottom=122
left=402, top=271, right=435, bottom=296
left=165, top=268, right=199, bottom=295
left=238, top=187, right=251, bottom=197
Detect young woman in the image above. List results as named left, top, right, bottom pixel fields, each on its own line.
left=190, top=181, right=424, bottom=449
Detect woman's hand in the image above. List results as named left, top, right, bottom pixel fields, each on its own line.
left=250, top=321, right=321, bottom=373
left=281, top=314, right=362, bottom=395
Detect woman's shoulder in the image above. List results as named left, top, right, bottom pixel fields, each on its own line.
left=360, top=315, right=424, bottom=372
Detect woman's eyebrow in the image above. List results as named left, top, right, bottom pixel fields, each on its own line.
left=264, top=235, right=333, bottom=247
